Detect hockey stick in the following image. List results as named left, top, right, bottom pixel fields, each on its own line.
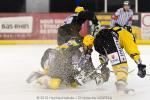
left=110, top=68, right=135, bottom=74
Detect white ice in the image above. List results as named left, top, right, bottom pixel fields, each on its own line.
left=0, top=44, right=150, bottom=100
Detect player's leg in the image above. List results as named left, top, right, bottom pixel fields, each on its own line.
left=47, top=78, right=62, bottom=89
left=94, top=29, right=130, bottom=93
left=37, top=75, right=62, bottom=89
left=98, top=54, right=110, bottom=82
left=106, top=36, right=134, bottom=94
left=94, top=35, right=110, bottom=83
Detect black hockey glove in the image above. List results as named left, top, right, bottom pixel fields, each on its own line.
left=138, top=64, right=146, bottom=78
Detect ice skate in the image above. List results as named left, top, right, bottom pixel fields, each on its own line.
left=115, top=81, right=135, bottom=95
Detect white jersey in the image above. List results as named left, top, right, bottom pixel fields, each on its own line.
left=110, top=8, right=133, bottom=27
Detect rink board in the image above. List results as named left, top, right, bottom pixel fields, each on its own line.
left=0, top=39, right=149, bottom=45
left=0, top=13, right=150, bottom=45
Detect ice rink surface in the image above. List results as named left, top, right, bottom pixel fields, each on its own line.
left=0, top=44, right=150, bottom=100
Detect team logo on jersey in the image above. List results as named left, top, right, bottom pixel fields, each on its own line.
left=108, top=52, right=120, bottom=65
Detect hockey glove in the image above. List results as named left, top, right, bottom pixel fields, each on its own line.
left=138, top=64, right=146, bottom=78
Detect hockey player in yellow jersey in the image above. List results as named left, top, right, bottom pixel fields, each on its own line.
left=26, top=36, right=103, bottom=90
left=94, top=26, right=146, bottom=94
left=57, top=6, right=100, bottom=45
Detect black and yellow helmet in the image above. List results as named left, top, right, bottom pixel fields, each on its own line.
left=75, top=6, right=85, bottom=13
left=83, top=35, right=94, bottom=47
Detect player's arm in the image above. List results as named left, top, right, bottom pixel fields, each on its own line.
left=110, top=15, right=118, bottom=27
left=118, top=28, right=146, bottom=78
left=110, top=9, right=120, bottom=27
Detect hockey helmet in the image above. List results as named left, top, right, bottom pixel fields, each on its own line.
left=83, top=35, right=94, bottom=47
left=75, top=6, right=85, bottom=13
